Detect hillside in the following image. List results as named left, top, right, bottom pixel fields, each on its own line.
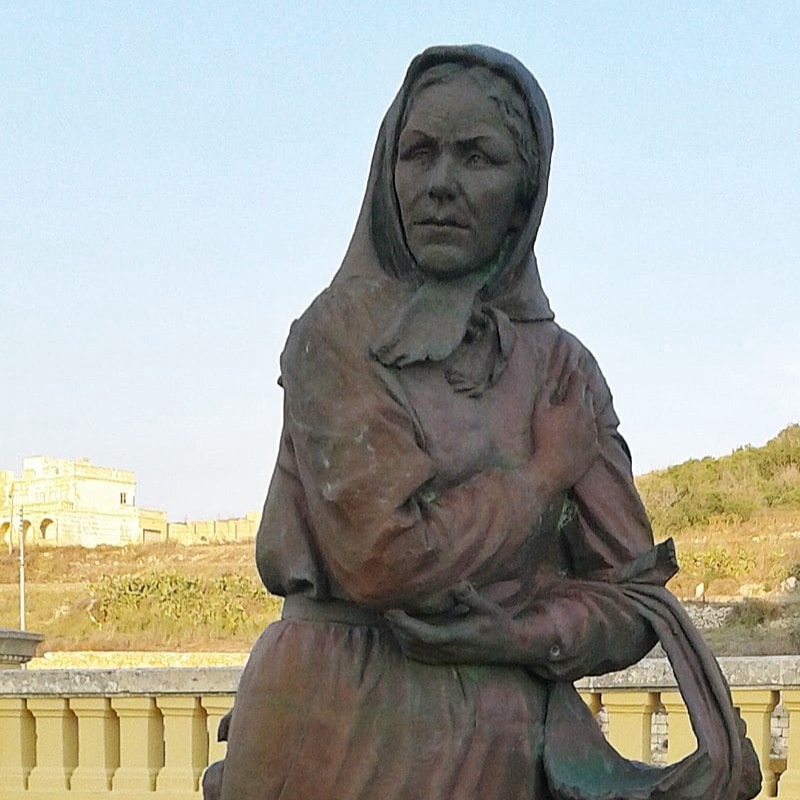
left=637, top=424, right=800, bottom=597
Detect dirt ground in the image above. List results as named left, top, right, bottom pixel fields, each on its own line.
left=0, top=540, right=261, bottom=585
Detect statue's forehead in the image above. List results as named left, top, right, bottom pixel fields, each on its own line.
left=399, top=80, right=512, bottom=141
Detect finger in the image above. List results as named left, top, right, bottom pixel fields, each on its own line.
left=451, top=583, right=480, bottom=605
left=453, top=587, right=514, bottom=625
left=545, top=347, right=568, bottom=404
left=552, top=337, right=582, bottom=394
left=452, top=584, right=496, bottom=614
left=555, top=355, right=580, bottom=400
left=583, top=382, right=595, bottom=410
left=535, top=377, right=558, bottom=408
left=561, top=368, right=579, bottom=403
left=553, top=367, right=583, bottom=405
left=384, top=610, right=450, bottom=645
left=545, top=332, right=569, bottom=377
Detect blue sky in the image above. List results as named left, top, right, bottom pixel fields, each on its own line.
left=2, top=2, right=798, bottom=519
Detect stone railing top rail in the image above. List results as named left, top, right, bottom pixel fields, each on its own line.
left=577, top=655, right=800, bottom=691
left=3, top=656, right=800, bottom=696
left=0, top=666, right=242, bottom=696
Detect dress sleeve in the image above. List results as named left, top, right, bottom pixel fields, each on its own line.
left=512, top=577, right=657, bottom=681
left=273, top=290, right=558, bottom=610
left=561, top=339, right=656, bottom=577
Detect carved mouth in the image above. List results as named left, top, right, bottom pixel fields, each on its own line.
left=416, top=217, right=469, bottom=229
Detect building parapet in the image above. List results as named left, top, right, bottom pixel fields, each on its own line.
left=577, top=654, right=800, bottom=690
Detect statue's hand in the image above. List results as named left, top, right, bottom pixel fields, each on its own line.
left=529, top=336, right=600, bottom=490
left=385, top=584, right=524, bottom=666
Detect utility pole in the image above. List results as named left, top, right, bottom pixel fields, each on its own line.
left=18, top=505, right=26, bottom=631
left=7, top=487, right=13, bottom=556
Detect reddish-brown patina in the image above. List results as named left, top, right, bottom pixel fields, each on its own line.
left=211, top=45, right=760, bottom=800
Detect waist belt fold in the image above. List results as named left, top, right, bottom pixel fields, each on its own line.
left=281, top=594, right=383, bottom=626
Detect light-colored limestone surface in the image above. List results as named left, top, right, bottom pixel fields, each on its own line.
left=28, top=651, right=248, bottom=669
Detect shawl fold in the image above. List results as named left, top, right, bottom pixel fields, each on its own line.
left=544, top=542, right=761, bottom=800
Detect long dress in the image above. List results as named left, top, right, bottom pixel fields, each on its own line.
left=217, top=44, right=759, bottom=800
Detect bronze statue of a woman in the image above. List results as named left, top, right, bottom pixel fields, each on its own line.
left=210, top=45, right=760, bottom=800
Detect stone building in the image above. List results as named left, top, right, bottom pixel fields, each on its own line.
left=0, top=456, right=162, bottom=548
left=0, top=456, right=258, bottom=548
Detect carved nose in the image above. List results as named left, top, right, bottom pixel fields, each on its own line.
left=426, top=156, right=458, bottom=200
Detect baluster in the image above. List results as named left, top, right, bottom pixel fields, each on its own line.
left=661, top=690, right=697, bottom=763
left=111, top=696, right=163, bottom=792
left=603, top=690, right=658, bottom=762
left=69, top=697, right=120, bottom=791
left=731, top=689, right=778, bottom=798
left=777, top=689, right=800, bottom=799
left=201, top=695, right=234, bottom=767
left=578, top=690, right=602, bottom=717
left=0, top=698, right=35, bottom=790
left=156, top=695, right=207, bottom=793
left=26, top=697, right=78, bottom=791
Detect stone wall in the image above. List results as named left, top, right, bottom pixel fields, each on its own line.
left=682, top=600, right=736, bottom=629
left=166, top=511, right=260, bottom=544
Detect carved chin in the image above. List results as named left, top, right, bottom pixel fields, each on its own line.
left=408, top=236, right=485, bottom=279
left=413, top=251, right=478, bottom=280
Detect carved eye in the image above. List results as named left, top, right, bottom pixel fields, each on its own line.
left=399, top=142, right=433, bottom=162
left=466, top=150, right=489, bottom=167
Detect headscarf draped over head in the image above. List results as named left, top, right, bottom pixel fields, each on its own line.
left=332, top=45, right=555, bottom=396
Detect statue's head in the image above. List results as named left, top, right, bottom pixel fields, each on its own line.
left=363, top=46, right=552, bottom=297
left=393, top=64, right=538, bottom=280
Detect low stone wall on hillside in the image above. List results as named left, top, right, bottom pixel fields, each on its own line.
left=682, top=600, right=737, bottom=629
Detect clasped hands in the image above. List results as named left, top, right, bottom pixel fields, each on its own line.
left=385, top=583, right=529, bottom=666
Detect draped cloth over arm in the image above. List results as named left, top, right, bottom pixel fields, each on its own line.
left=543, top=543, right=761, bottom=800
left=538, top=365, right=761, bottom=800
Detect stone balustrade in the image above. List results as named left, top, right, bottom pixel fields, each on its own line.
left=2, top=657, right=800, bottom=798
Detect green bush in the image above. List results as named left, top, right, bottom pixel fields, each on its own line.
left=682, top=547, right=756, bottom=582
left=89, top=571, right=282, bottom=636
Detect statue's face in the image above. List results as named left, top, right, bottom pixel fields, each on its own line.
left=394, top=74, right=526, bottom=280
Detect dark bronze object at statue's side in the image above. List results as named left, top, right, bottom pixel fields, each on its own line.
left=206, top=45, right=761, bottom=800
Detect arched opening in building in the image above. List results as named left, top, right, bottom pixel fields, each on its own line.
left=40, top=518, right=55, bottom=541
left=0, top=522, right=10, bottom=547
left=21, top=520, right=32, bottom=544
